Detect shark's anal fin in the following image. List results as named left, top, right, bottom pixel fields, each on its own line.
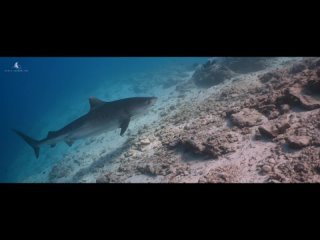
left=50, top=144, right=56, bottom=148
left=89, top=97, right=105, bottom=111
left=65, top=139, right=74, bottom=147
left=120, top=117, right=130, bottom=136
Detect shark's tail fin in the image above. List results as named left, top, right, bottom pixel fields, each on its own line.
left=12, top=129, right=40, bottom=159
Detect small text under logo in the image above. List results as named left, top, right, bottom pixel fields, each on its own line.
left=4, top=62, right=29, bottom=73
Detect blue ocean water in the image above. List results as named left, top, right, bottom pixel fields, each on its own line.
left=0, top=57, right=208, bottom=182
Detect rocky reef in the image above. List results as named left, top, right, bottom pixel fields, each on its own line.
left=28, top=57, right=320, bottom=183
left=192, top=57, right=274, bottom=88
left=94, top=57, right=320, bottom=183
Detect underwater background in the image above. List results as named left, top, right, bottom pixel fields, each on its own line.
left=0, top=57, right=208, bottom=182
left=3, top=57, right=315, bottom=183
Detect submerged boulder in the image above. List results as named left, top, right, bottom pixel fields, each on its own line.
left=260, top=71, right=281, bottom=83
left=287, top=136, right=312, bottom=149
left=289, top=63, right=306, bottom=74
left=258, top=118, right=291, bottom=139
left=168, top=129, right=240, bottom=159
left=285, top=86, right=320, bottom=110
left=230, top=108, right=267, bottom=128
left=192, top=57, right=271, bottom=88
left=220, top=57, right=271, bottom=74
left=192, top=62, right=234, bottom=88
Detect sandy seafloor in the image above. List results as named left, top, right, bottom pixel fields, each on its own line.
left=13, top=57, right=312, bottom=183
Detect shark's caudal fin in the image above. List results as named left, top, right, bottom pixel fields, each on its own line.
left=12, top=129, right=40, bottom=159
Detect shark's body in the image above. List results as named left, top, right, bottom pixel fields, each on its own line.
left=13, top=96, right=157, bottom=158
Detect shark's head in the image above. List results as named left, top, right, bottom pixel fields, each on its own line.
left=127, top=97, right=158, bottom=116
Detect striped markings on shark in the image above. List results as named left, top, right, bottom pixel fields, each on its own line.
left=12, top=96, right=157, bottom=158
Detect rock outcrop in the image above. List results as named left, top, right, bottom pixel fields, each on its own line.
left=230, top=108, right=267, bottom=128
left=192, top=62, right=234, bottom=88
left=258, top=117, right=291, bottom=139
left=287, top=136, right=312, bottom=149
left=192, top=57, right=274, bottom=88
left=220, top=57, right=271, bottom=74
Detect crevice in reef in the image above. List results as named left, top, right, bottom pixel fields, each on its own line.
left=281, top=143, right=300, bottom=154
left=303, top=79, right=320, bottom=100
left=226, top=116, right=234, bottom=128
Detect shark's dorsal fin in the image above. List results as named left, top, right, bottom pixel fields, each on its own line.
left=89, top=97, right=105, bottom=111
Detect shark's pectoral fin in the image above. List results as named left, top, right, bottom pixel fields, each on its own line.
left=120, top=117, right=130, bottom=136
left=65, top=139, right=75, bottom=147
left=50, top=144, right=56, bottom=148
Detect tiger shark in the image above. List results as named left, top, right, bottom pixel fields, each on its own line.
left=12, top=96, right=157, bottom=158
